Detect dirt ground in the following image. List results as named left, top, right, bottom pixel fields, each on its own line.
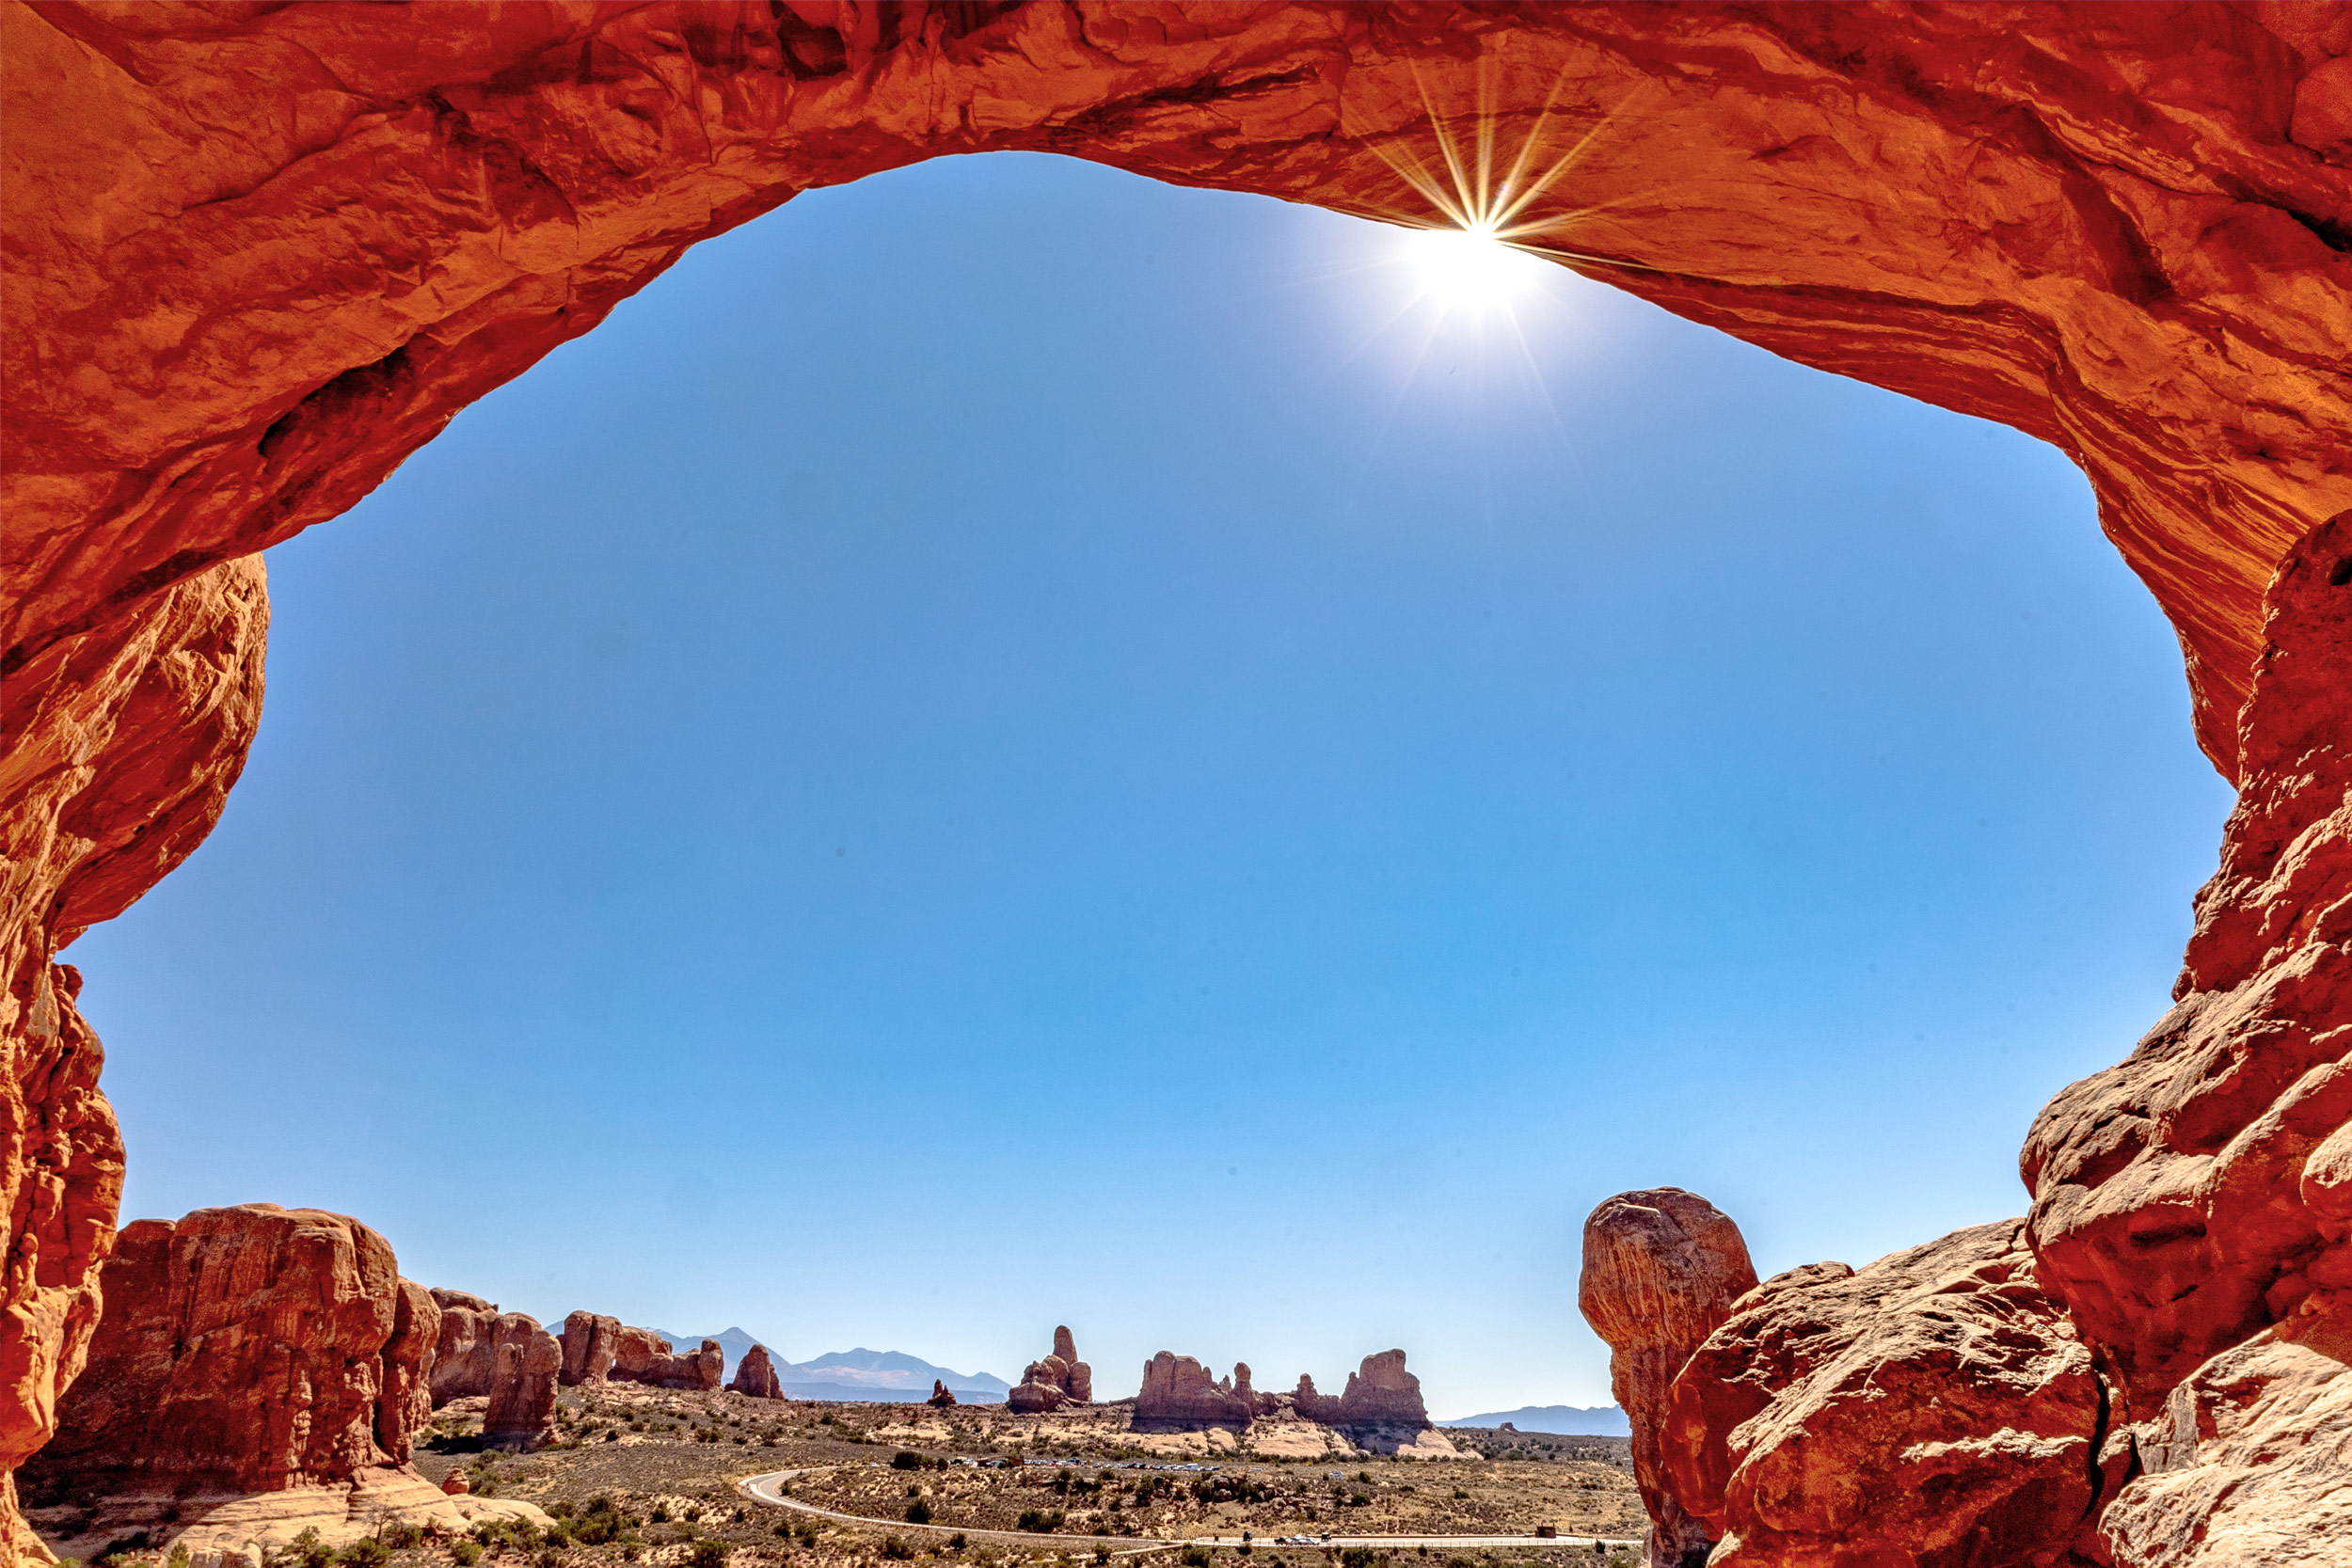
left=64, top=1389, right=1645, bottom=1568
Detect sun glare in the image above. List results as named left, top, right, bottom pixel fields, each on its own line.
left=1401, top=222, right=1545, bottom=310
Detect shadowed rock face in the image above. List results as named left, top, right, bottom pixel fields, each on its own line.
left=1578, top=1189, right=1757, bottom=1568
left=6, top=2, right=2352, bottom=1555
left=19, top=1206, right=437, bottom=1501
left=731, top=1344, right=785, bottom=1400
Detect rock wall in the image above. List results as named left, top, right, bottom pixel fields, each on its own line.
left=1578, top=1189, right=1757, bottom=1567
left=18, top=1205, right=436, bottom=1501
left=1136, top=1353, right=1266, bottom=1426
left=6, top=2, right=2352, bottom=1555
left=559, top=1310, right=621, bottom=1386
left=730, top=1343, right=785, bottom=1400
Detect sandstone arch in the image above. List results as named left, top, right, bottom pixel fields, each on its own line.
left=4, top=3, right=2348, bottom=1555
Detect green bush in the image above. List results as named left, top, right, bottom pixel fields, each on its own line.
left=906, top=1501, right=932, bottom=1525
left=1016, top=1510, right=1064, bottom=1534
left=1181, top=1548, right=1212, bottom=1568
left=687, top=1542, right=731, bottom=1568
left=892, top=1450, right=925, bottom=1470
left=1342, top=1551, right=1377, bottom=1568
left=288, top=1528, right=337, bottom=1568
left=882, top=1539, right=915, bottom=1561
left=336, top=1539, right=389, bottom=1567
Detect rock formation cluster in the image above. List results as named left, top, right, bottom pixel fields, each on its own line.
left=730, top=1343, right=785, bottom=1400
left=1133, top=1353, right=1274, bottom=1426
left=6, top=3, right=2352, bottom=1560
left=555, top=1312, right=724, bottom=1391
left=928, top=1380, right=960, bottom=1409
left=22, top=1205, right=546, bottom=1562
left=427, top=1291, right=561, bottom=1449
left=1292, top=1351, right=1431, bottom=1428
left=1588, top=529, right=2352, bottom=1568
left=1008, top=1325, right=1094, bottom=1412
left=1129, top=1348, right=1426, bottom=1431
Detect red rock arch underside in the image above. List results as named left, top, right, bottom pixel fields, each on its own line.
left=3, top=3, right=2348, bottom=1560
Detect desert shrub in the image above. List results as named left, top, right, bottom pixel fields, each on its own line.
left=1093, top=1550, right=1111, bottom=1566
left=336, top=1538, right=390, bottom=1567
left=683, top=1504, right=705, bottom=1524
left=379, top=1524, right=424, bottom=1550
left=1356, top=1473, right=1373, bottom=1484
left=687, top=1541, right=731, bottom=1568
left=882, top=1540, right=915, bottom=1561
left=168, top=1547, right=193, bottom=1568
left=946, top=1536, right=967, bottom=1553
left=287, top=1528, right=337, bottom=1568
left=1181, top=1548, right=1211, bottom=1568
left=893, top=1451, right=925, bottom=1470
left=1342, top=1551, right=1377, bottom=1568
left=1451, top=1489, right=1469, bottom=1500
left=1015, top=1510, right=1063, bottom=1534
left=451, top=1545, right=482, bottom=1567
left=905, top=1501, right=932, bottom=1525
left=649, top=1504, right=672, bottom=1525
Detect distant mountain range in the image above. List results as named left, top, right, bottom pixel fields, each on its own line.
left=651, top=1330, right=1009, bottom=1401
left=1438, top=1404, right=1629, bottom=1436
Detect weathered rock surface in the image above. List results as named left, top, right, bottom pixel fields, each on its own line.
left=731, top=1343, right=785, bottom=1400
left=1664, top=1220, right=2112, bottom=1568
left=1136, top=1353, right=1266, bottom=1426
left=2098, top=1330, right=2352, bottom=1567
left=1009, top=1326, right=1095, bottom=1412
left=9, top=3, right=2352, bottom=1556
left=1293, top=1351, right=1429, bottom=1429
left=559, top=1310, right=620, bottom=1386
left=18, top=1205, right=437, bottom=1501
left=1578, top=1189, right=1757, bottom=1568
left=928, top=1379, right=959, bottom=1409
left=2026, top=513, right=2352, bottom=1421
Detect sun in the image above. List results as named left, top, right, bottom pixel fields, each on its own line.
left=1400, top=221, right=1546, bottom=311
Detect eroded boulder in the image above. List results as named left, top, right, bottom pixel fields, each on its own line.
left=1664, top=1220, right=2112, bottom=1568
left=560, top=1310, right=620, bottom=1386
left=1578, top=1188, right=1757, bottom=1567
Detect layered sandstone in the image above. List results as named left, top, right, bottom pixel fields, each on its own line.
left=559, top=1310, right=621, bottom=1386
left=19, top=1205, right=437, bottom=1500
left=8, top=3, right=2352, bottom=1558
left=730, top=1343, right=785, bottom=1400
left=928, top=1380, right=959, bottom=1409
left=1578, top=1189, right=1757, bottom=1568
left=1663, top=1220, right=2111, bottom=1568
left=1009, top=1326, right=1095, bottom=1413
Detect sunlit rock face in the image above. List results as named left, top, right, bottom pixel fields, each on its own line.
left=1663, top=1221, right=2113, bottom=1568
left=18, top=1206, right=437, bottom=1500
left=1580, top=1189, right=1757, bottom=1568
left=5, top=1, right=2352, bottom=1557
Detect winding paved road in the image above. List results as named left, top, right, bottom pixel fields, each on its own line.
left=736, top=1468, right=1640, bottom=1556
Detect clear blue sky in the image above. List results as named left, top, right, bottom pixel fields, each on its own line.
left=73, top=152, right=2232, bottom=1417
